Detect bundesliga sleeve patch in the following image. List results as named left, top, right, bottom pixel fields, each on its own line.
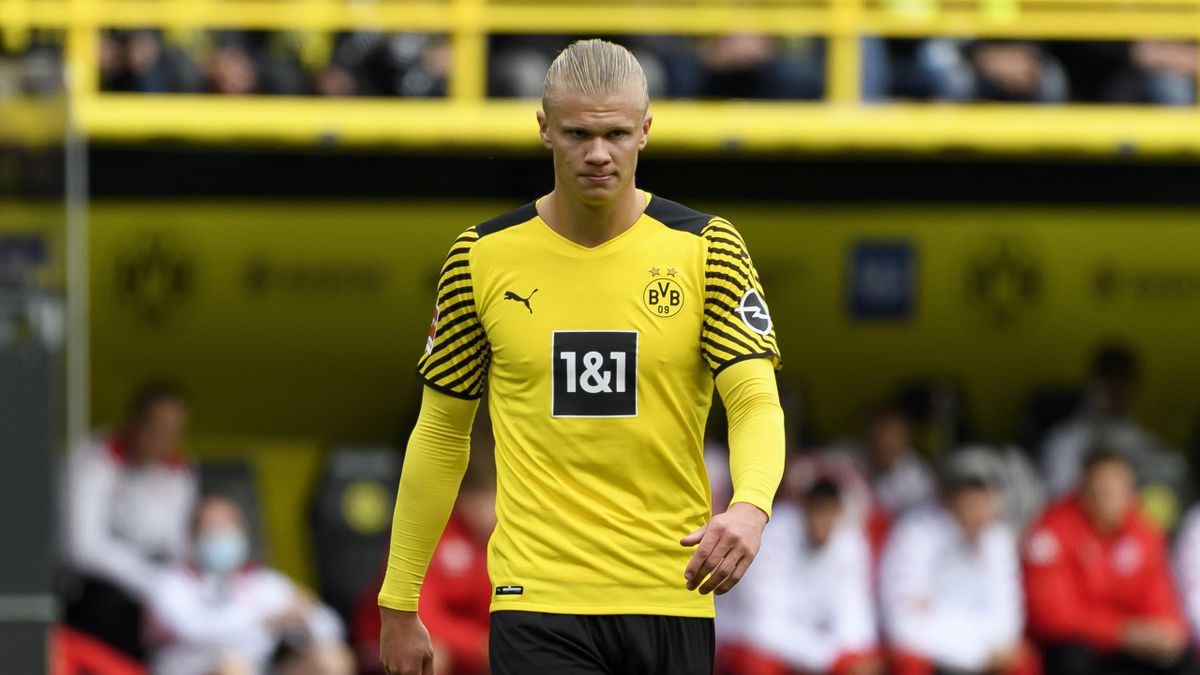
left=425, top=305, right=439, bottom=354
left=551, top=330, right=638, bottom=417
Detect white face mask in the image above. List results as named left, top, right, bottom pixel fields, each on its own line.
left=195, top=528, right=249, bottom=575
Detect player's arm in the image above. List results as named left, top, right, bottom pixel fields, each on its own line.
left=380, top=226, right=488, bottom=675
left=682, top=217, right=785, bottom=595
left=681, top=357, right=784, bottom=595
left=378, top=386, right=479, bottom=675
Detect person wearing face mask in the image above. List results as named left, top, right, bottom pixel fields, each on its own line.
left=880, top=452, right=1035, bottom=675
left=147, top=496, right=352, bottom=675
left=62, top=381, right=198, bottom=659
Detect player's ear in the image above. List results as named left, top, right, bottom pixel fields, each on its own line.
left=639, top=112, right=653, bottom=150
left=537, top=109, right=553, bottom=150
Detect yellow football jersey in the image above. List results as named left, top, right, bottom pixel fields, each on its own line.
left=417, top=191, right=780, bottom=617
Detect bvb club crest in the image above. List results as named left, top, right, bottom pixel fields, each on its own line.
left=644, top=266, right=683, bottom=318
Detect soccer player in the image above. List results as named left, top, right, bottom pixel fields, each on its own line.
left=377, top=39, right=785, bottom=675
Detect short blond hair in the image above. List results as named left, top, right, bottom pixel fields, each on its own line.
left=542, top=39, right=649, bottom=114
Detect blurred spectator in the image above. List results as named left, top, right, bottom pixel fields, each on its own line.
left=207, top=45, right=260, bottom=96
left=716, top=478, right=881, bottom=675
left=870, top=39, right=972, bottom=101
left=1174, top=504, right=1200, bottom=649
left=779, top=451, right=875, bottom=530
left=99, top=30, right=203, bottom=93
left=352, top=432, right=495, bottom=675
left=879, top=453, right=1032, bottom=675
left=203, top=31, right=309, bottom=96
left=959, top=41, right=1068, bottom=102
left=1055, top=41, right=1200, bottom=106
left=834, top=405, right=936, bottom=518
left=877, top=39, right=1067, bottom=103
left=146, top=495, right=351, bottom=675
left=1023, top=449, right=1192, bottom=674
left=1128, top=41, right=1197, bottom=106
left=1041, top=344, right=1189, bottom=527
left=317, top=33, right=449, bottom=98
left=953, top=444, right=1045, bottom=533
left=62, top=381, right=196, bottom=659
left=698, top=34, right=824, bottom=100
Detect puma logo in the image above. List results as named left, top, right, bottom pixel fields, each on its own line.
left=504, top=288, right=537, bottom=314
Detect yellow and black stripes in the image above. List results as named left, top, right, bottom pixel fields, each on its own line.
left=700, top=218, right=781, bottom=374
left=417, top=226, right=490, bottom=399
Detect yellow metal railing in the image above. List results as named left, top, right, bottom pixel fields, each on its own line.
left=3, top=0, right=1200, bottom=154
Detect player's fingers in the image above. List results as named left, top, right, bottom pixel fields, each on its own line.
left=686, top=531, right=734, bottom=591
left=682, top=525, right=714, bottom=582
left=679, top=524, right=707, bottom=547
left=713, top=558, right=752, bottom=595
left=423, top=651, right=435, bottom=675
left=698, top=552, right=740, bottom=595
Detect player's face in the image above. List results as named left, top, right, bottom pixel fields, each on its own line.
left=538, top=85, right=652, bottom=206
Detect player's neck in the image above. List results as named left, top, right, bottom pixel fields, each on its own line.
left=539, top=186, right=646, bottom=248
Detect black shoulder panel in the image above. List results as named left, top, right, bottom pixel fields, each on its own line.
left=475, top=201, right=539, bottom=238
left=643, top=195, right=713, bottom=236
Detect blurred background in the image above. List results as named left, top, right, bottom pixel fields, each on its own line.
left=6, top=0, right=1200, bottom=673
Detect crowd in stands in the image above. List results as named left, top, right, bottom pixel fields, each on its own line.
left=710, top=343, right=1200, bottom=675
left=112, top=32, right=1200, bottom=105
left=58, top=342, right=1200, bottom=674
left=3, top=30, right=1193, bottom=104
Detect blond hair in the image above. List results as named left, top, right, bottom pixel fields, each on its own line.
left=542, top=39, right=649, bottom=114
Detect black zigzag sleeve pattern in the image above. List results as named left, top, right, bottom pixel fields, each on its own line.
left=416, top=227, right=490, bottom=399
left=700, top=218, right=782, bottom=375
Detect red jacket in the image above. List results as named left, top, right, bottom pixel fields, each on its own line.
left=1022, top=496, right=1185, bottom=651
left=352, top=513, right=491, bottom=675
left=418, top=514, right=492, bottom=674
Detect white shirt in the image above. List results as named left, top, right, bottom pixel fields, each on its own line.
left=148, top=564, right=344, bottom=675
left=1174, top=505, right=1200, bottom=641
left=880, top=505, right=1023, bottom=671
left=63, top=435, right=197, bottom=598
left=717, top=502, right=876, bottom=671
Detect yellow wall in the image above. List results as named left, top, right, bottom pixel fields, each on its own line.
left=88, top=200, right=1200, bottom=449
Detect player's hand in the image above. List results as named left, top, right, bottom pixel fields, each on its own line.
left=679, top=501, right=768, bottom=595
left=380, top=607, right=435, bottom=675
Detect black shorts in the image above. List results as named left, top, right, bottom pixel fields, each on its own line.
left=489, top=611, right=714, bottom=675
